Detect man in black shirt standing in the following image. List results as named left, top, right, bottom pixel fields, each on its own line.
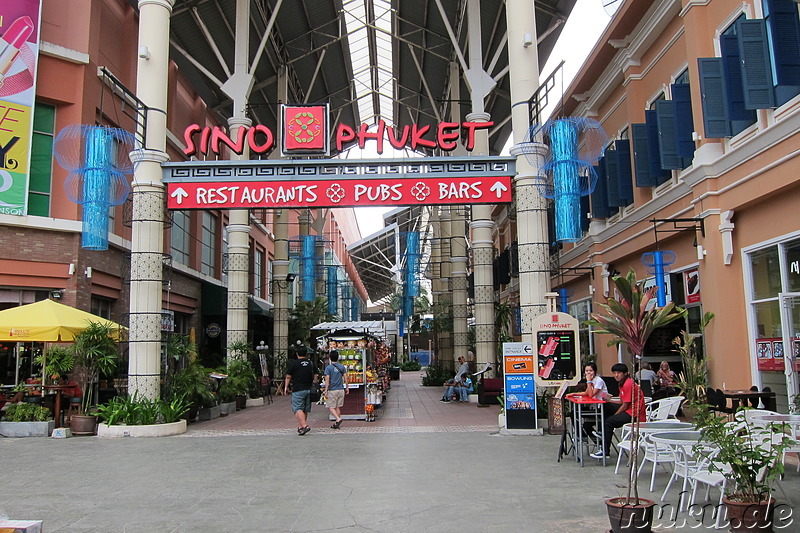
left=285, top=343, right=317, bottom=435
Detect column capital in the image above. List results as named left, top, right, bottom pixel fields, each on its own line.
left=129, top=148, right=169, bottom=164
left=465, top=111, right=491, bottom=122
left=226, top=224, right=251, bottom=233
left=228, top=116, right=253, bottom=129
left=470, top=220, right=494, bottom=230
left=139, top=0, right=175, bottom=10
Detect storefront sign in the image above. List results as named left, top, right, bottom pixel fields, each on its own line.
left=0, top=1, right=42, bottom=216
left=684, top=268, right=700, bottom=304
left=164, top=156, right=515, bottom=209
left=183, top=112, right=493, bottom=157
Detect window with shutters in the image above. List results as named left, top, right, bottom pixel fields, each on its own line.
left=28, top=103, right=55, bottom=217
left=762, top=0, right=800, bottom=106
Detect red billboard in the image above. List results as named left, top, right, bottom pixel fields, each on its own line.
left=166, top=175, right=512, bottom=210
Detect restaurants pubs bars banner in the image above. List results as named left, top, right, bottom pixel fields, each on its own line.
left=0, top=0, right=41, bottom=216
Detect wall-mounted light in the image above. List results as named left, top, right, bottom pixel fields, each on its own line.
left=286, top=273, right=296, bottom=282
left=68, top=263, right=76, bottom=275
left=85, top=267, right=92, bottom=279
left=50, top=290, right=63, bottom=300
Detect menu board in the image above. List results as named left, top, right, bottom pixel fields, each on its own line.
left=536, top=330, right=577, bottom=381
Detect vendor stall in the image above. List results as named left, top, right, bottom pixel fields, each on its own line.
left=313, top=322, right=391, bottom=421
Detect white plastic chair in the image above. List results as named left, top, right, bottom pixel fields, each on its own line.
left=646, top=396, right=684, bottom=421
left=689, top=449, right=728, bottom=529
left=638, top=433, right=676, bottom=492
left=614, top=423, right=641, bottom=474
left=660, top=441, right=701, bottom=511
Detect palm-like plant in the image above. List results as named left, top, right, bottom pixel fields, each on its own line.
left=72, top=321, right=122, bottom=414
left=585, top=268, right=686, bottom=505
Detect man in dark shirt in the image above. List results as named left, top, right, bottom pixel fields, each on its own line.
left=285, top=347, right=318, bottom=435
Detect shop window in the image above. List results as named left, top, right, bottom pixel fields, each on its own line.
left=785, top=239, right=800, bottom=291
left=254, top=248, right=264, bottom=299
left=201, top=212, right=217, bottom=277
left=170, top=210, right=190, bottom=266
left=750, top=246, right=781, bottom=300
left=267, top=258, right=273, bottom=302
left=754, top=300, right=782, bottom=338
left=28, top=103, right=55, bottom=216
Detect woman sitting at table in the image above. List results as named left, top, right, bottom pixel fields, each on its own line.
left=654, top=360, right=678, bottom=399
left=572, top=363, right=608, bottom=442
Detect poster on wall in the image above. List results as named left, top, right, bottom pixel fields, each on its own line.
left=0, top=0, right=42, bottom=216
left=794, top=339, right=800, bottom=371
left=756, top=339, right=782, bottom=371
left=684, top=269, right=700, bottom=304
left=772, top=340, right=785, bottom=371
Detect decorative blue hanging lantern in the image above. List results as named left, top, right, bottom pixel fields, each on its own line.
left=54, top=125, right=137, bottom=250
left=327, top=266, right=338, bottom=315
left=300, top=235, right=317, bottom=301
left=641, top=250, right=677, bottom=306
left=539, top=118, right=607, bottom=243
left=402, top=232, right=421, bottom=321
left=557, top=288, right=570, bottom=313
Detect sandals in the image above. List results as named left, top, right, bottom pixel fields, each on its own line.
left=298, top=426, right=311, bottom=436
left=331, top=420, right=342, bottom=429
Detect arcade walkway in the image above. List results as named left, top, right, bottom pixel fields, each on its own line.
left=188, top=370, right=501, bottom=435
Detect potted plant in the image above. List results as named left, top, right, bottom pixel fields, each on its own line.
left=0, top=403, right=54, bottom=437
left=585, top=268, right=686, bottom=532
left=34, top=345, right=74, bottom=384
left=223, top=357, right=257, bottom=410
left=70, top=321, right=121, bottom=435
left=694, top=407, right=795, bottom=531
left=674, top=312, right=714, bottom=422
left=169, top=362, right=215, bottom=422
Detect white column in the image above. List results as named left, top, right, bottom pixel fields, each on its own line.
left=273, top=66, right=290, bottom=359
left=438, top=208, right=454, bottom=365
left=466, top=0, right=496, bottom=372
left=224, top=0, right=254, bottom=359
left=506, top=0, right=549, bottom=345
left=128, top=0, right=175, bottom=399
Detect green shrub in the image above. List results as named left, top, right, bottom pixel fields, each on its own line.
left=97, top=393, right=190, bottom=425
left=399, top=360, right=421, bottom=371
left=5, top=403, right=52, bottom=422
left=421, top=362, right=452, bottom=386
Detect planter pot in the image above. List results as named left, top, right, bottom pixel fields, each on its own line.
left=69, top=414, right=98, bottom=436
left=235, top=395, right=247, bottom=410
left=498, top=413, right=506, bottom=428
left=219, top=402, right=236, bottom=416
left=198, top=405, right=220, bottom=421
left=185, top=404, right=199, bottom=423
left=97, top=419, right=187, bottom=438
left=724, top=497, right=775, bottom=533
left=681, top=404, right=699, bottom=423
left=468, top=394, right=479, bottom=403
left=0, top=420, right=55, bottom=437
left=245, top=397, right=264, bottom=407
left=606, top=497, right=655, bottom=533
left=23, top=395, right=42, bottom=404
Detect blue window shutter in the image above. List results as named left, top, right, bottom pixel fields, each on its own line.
left=721, top=33, right=757, bottom=134
left=698, top=58, right=731, bottom=138
left=580, top=193, right=590, bottom=232
left=605, top=149, right=621, bottom=206
left=656, top=100, right=682, bottom=170
left=632, top=123, right=656, bottom=186
left=737, top=19, right=776, bottom=109
left=615, top=139, right=633, bottom=206
left=671, top=83, right=695, bottom=167
left=645, top=110, right=670, bottom=184
left=763, top=0, right=800, bottom=105
left=591, top=157, right=611, bottom=218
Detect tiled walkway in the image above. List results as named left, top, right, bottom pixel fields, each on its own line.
left=185, top=369, right=501, bottom=436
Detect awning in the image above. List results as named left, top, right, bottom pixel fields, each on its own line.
left=248, top=296, right=273, bottom=316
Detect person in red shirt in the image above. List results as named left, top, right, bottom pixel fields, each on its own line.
left=590, top=363, right=646, bottom=459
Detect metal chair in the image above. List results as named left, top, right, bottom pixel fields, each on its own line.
left=646, top=396, right=684, bottom=421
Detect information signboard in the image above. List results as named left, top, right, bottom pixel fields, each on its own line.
left=532, top=312, right=581, bottom=388
left=502, top=342, right=537, bottom=430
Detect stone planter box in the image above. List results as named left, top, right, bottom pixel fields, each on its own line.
left=219, top=401, right=236, bottom=416
left=245, top=397, right=264, bottom=408
left=468, top=394, right=479, bottom=403
left=97, top=419, right=187, bottom=438
left=198, top=405, right=221, bottom=420
left=0, top=420, right=55, bottom=437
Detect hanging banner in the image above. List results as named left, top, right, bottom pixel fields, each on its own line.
left=0, top=0, right=41, bottom=216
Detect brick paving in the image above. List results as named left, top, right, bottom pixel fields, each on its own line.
left=186, top=369, right=502, bottom=435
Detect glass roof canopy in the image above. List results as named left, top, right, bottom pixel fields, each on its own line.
left=342, top=0, right=394, bottom=126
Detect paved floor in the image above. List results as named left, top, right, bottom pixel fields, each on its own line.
left=0, top=372, right=797, bottom=532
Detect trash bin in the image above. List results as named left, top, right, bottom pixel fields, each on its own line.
left=389, top=366, right=400, bottom=380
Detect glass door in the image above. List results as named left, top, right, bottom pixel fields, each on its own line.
left=779, top=293, right=800, bottom=413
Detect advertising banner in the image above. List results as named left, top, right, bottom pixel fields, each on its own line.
left=0, top=0, right=41, bottom=216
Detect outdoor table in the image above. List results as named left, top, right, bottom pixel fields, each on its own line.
left=43, top=385, right=71, bottom=428
left=751, top=413, right=800, bottom=423
left=565, top=393, right=606, bottom=467
left=632, top=421, right=695, bottom=434
left=649, top=431, right=705, bottom=510
left=721, top=389, right=775, bottom=409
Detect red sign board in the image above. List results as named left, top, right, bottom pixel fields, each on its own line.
left=282, top=105, right=328, bottom=155
left=167, top=175, right=512, bottom=210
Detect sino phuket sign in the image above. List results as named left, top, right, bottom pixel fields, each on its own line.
left=167, top=104, right=513, bottom=209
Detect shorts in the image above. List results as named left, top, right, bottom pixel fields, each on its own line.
left=325, top=389, right=345, bottom=408
left=291, top=389, right=312, bottom=413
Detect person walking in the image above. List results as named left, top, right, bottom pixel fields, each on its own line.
left=285, top=346, right=318, bottom=436
left=323, top=350, right=349, bottom=429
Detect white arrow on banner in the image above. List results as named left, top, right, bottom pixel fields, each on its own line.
left=490, top=181, right=508, bottom=198
left=170, top=187, right=188, bottom=205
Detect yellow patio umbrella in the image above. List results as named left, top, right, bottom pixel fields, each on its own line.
left=0, top=299, right=125, bottom=386
left=0, top=299, right=124, bottom=343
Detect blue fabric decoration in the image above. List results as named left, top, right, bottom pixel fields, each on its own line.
left=327, top=266, right=338, bottom=315
left=558, top=288, right=569, bottom=313
left=641, top=251, right=677, bottom=306
left=54, top=125, right=137, bottom=251
left=300, top=235, right=316, bottom=301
